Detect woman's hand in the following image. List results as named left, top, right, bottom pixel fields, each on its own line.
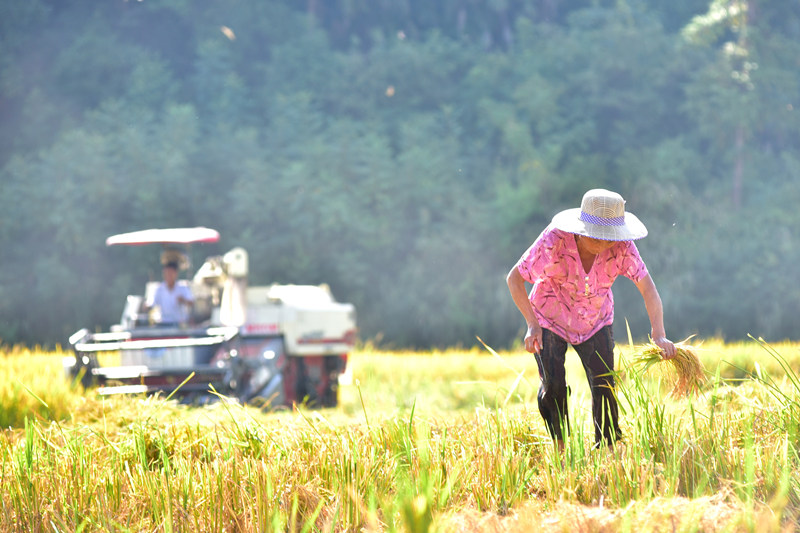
left=524, top=323, right=543, bottom=354
left=653, top=336, right=676, bottom=359
left=507, top=267, right=543, bottom=354
left=634, top=274, right=676, bottom=360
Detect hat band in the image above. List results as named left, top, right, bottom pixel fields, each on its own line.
left=579, top=211, right=625, bottom=227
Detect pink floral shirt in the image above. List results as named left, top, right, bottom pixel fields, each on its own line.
left=516, top=225, right=649, bottom=344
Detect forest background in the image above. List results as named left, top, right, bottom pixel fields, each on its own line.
left=0, top=0, right=798, bottom=349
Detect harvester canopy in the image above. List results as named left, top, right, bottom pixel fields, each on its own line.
left=106, top=227, right=220, bottom=246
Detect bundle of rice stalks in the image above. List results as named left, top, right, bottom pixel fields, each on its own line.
left=630, top=337, right=708, bottom=397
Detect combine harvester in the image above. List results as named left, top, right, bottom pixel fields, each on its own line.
left=65, top=227, right=357, bottom=408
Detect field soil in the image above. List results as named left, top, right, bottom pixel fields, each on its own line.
left=440, top=493, right=768, bottom=532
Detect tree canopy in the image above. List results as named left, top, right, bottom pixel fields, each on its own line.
left=1, top=0, right=798, bottom=348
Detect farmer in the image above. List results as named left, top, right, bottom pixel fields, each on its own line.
left=506, top=188, right=676, bottom=451
left=145, top=258, right=194, bottom=327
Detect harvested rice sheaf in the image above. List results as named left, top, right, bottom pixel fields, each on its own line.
left=631, top=339, right=708, bottom=397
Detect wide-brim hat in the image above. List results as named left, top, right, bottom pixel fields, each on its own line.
left=551, top=189, right=648, bottom=241
left=161, top=248, right=190, bottom=271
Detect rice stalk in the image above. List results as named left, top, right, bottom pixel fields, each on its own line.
left=630, top=338, right=708, bottom=397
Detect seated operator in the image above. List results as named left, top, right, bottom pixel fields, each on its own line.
left=145, top=259, right=194, bottom=327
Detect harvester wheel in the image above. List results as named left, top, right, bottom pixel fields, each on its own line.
left=72, top=353, right=100, bottom=388
left=321, top=356, right=343, bottom=408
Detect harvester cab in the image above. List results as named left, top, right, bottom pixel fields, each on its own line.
left=66, top=227, right=357, bottom=408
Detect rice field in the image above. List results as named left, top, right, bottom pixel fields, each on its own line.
left=1, top=337, right=799, bottom=532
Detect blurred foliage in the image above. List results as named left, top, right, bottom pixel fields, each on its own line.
left=0, top=0, right=798, bottom=348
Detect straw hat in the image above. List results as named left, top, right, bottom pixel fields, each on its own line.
left=550, top=189, right=648, bottom=241
left=160, top=248, right=190, bottom=271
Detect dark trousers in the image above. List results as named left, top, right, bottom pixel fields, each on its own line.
left=534, top=326, right=621, bottom=446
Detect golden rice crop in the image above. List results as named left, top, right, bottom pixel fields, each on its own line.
left=630, top=338, right=708, bottom=397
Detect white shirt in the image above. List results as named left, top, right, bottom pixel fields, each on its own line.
left=147, top=281, right=194, bottom=324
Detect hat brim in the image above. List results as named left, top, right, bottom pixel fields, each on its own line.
left=551, top=208, right=648, bottom=241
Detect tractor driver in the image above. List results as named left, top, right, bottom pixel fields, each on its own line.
left=145, top=260, right=194, bottom=327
